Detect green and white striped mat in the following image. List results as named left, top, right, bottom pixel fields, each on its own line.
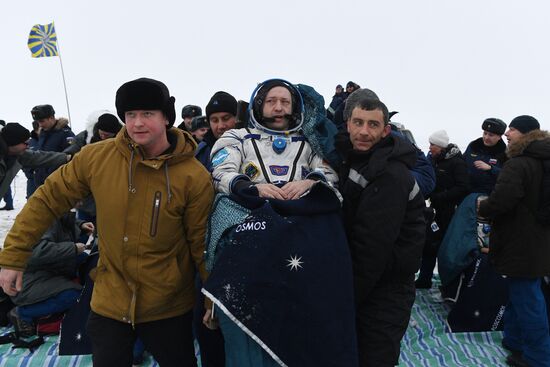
left=400, top=283, right=508, bottom=366
left=0, top=280, right=509, bottom=366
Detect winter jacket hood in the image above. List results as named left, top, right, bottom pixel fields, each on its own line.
left=478, top=129, right=550, bottom=277
left=507, top=130, right=550, bottom=159
left=45, top=117, right=70, bottom=131
left=441, top=143, right=463, bottom=161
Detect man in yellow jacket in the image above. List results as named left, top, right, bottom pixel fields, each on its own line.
left=0, top=78, right=214, bottom=367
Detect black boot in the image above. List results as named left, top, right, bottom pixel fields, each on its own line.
left=0, top=205, right=14, bottom=211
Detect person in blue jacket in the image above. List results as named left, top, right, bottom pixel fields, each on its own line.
left=195, top=92, right=238, bottom=171
left=30, top=104, right=75, bottom=192
left=464, top=118, right=507, bottom=194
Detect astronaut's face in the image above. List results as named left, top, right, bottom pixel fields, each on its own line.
left=262, top=86, right=292, bottom=131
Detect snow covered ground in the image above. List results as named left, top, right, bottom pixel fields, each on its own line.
left=0, top=172, right=27, bottom=247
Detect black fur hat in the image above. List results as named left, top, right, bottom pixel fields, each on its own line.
left=482, top=118, right=506, bottom=135
left=31, top=104, right=55, bottom=120
left=181, top=105, right=202, bottom=119
left=190, top=116, right=209, bottom=132
left=115, top=78, right=176, bottom=128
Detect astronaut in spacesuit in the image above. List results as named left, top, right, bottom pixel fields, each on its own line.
left=210, top=78, right=338, bottom=199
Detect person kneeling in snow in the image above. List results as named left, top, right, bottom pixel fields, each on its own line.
left=8, top=211, right=93, bottom=338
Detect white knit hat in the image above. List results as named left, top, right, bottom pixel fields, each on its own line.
left=429, top=130, right=449, bottom=147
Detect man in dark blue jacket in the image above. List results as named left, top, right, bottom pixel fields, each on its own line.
left=195, top=92, right=237, bottom=171
left=336, top=96, right=425, bottom=366
left=30, top=104, right=75, bottom=192
left=464, top=118, right=507, bottom=194
left=416, top=130, right=469, bottom=289
left=193, top=91, right=237, bottom=367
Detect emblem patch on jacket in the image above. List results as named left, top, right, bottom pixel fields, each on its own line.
left=269, top=165, right=289, bottom=176
left=212, top=148, right=229, bottom=167
left=489, top=158, right=497, bottom=165
left=244, top=162, right=260, bottom=180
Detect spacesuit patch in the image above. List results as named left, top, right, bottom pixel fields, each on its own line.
left=270, top=165, right=289, bottom=176
left=212, top=148, right=230, bottom=167
left=244, top=162, right=260, bottom=180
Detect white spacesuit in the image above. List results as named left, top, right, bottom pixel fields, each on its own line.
left=210, top=79, right=338, bottom=194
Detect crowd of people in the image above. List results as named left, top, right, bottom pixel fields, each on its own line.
left=0, top=78, right=548, bottom=367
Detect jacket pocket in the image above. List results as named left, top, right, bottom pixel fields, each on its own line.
left=149, top=191, right=162, bottom=237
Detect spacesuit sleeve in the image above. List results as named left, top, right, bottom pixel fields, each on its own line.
left=308, top=152, right=339, bottom=188
left=210, top=129, right=249, bottom=194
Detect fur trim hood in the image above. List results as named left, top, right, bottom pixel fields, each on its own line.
left=85, top=109, right=118, bottom=144
left=507, top=130, right=550, bottom=159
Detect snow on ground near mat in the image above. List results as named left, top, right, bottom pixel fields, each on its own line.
left=0, top=172, right=27, bottom=247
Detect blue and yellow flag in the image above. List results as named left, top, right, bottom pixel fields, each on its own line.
left=28, top=22, right=58, bottom=58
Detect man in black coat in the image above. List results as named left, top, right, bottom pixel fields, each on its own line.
left=336, top=97, right=425, bottom=366
left=478, top=115, right=550, bottom=367
left=416, top=130, right=469, bottom=289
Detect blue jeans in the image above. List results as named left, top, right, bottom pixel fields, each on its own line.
left=503, top=277, right=550, bottom=367
left=18, top=288, right=81, bottom=322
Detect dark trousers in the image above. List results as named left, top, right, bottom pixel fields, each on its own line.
left=193, top=276, right=225, bottom=367
left=417, top=238, right=441, bottom=284
left=356, top=277, right=415, bottom=367
left=2, top=187, right=13, bottom=208
left=87, top=310, right=197, bottom=367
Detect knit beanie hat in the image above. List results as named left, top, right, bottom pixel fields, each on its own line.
left=482, top=118, right=507, bottom=135
left=95, top=113, right=122, bottom=134
left=205, top=92, right=237, bottom=121
left=1, top=123, right=30, bottom=146
left=115, top=78, right=176, bottom=128
left=429, top=130, right=450, bottom=147
left=509, top=115, right=540, bottom=134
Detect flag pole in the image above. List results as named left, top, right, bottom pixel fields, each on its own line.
left=53, top=22, right=72, bottom=126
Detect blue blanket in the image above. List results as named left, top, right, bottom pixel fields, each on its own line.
left=438, top=193, right=482, bottom=286
left=203, top=184, right=358, bottom=367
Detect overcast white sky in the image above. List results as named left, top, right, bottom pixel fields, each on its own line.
left=2, top=0, right=548, bottom=150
